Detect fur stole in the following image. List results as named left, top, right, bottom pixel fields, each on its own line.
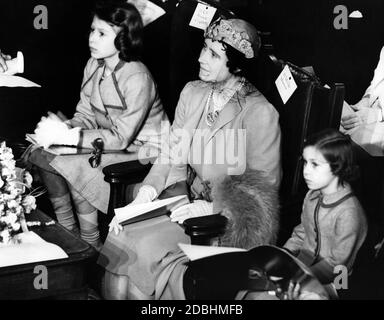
left=212, top=168, right=280, bottom=250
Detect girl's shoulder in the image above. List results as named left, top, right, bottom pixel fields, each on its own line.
left=114, top=61, right=157, bottom=87
left=116, top=60, right=152, bottom=77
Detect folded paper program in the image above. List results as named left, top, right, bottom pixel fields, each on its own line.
left=115, top=195, right=189, bottom=225
left=0, top=75, right=40, bottom=88
left=178, top=243, right=246, bottom=261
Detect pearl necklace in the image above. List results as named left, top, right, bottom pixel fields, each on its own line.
left=205, top=77, right=245, bottom=127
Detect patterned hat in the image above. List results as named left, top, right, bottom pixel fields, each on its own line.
left=204, top=18, right=261, bottom=59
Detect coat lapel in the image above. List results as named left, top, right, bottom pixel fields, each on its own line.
left=187, top=87, right=212, bottom=135
left=177, top=86, right=211, bottom=164
left=90, top=64, right=107, bottom=114
left=205, top=91, right=245, bottom=145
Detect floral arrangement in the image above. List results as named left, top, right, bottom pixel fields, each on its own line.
left=0, top=141, right=42, bottom=245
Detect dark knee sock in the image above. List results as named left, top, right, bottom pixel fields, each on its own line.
left=50, top=194, right=78, bottom=232
left=37, top=167, right=69, bottom=197
left=71, top=188, right=100, bottom=248
left=36, top=167, right=78, bottom=232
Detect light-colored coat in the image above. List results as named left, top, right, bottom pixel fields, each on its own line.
left=143, top=80, right=282, bottom=201
left=284, top=184, right=368, bottom=283
left=99, top=79, right=282, bottom=298
left=69, top=57, right=168, bottom=150
left=49, top=58, right=169, bottom=213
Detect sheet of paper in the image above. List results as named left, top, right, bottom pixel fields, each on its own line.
left=275, top=65, right=297, bottom=104
left=0, top=231, right=68, bottom=268
left=0, top=75, right=40, bottom=88
left=178, top=243, right=246, bottom=261
left=189, top=2, right=217, bottom=30
left=115, top=195, right=189, bottom=224
left=127, top=0, right=166, bottom=26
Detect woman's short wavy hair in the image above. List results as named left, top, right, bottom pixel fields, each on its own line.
left=222, top=43, right=253, bottom=78
left=94, top=0, right=143, bottom=62
left=304, top=128, right=359, bottom=185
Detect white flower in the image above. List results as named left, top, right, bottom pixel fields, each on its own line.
left=0, top=142, right=39, bottom=243
left=1, top=167, right=14, bottom=177
left=23, top=171, right=33, bottom=188
left=4, top=182, right=23, bottom=198
left=5, top=159, right=16, bottom=171
left=2, top=213, right=18, bottom=225
left=3, top=193, right=16, bottom=202
left=11, top=222, right=21, bottom=232
left=0, top=229, right=11, bottom=244
left=22, top=195, right=36, bottom=214
left=7, top=199, right=18, bottom=209
left=0, top=150, right=14, bottom=162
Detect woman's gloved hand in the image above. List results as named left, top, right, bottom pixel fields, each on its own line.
left=132, top=185, right=158, bottom=204
left=34, top=116, right=81, bottom=148
left=108, top=216, right=124, bottom=236
left=108, top=185, right=158, bottom=235
left=170, top=200, right=213, bottom=224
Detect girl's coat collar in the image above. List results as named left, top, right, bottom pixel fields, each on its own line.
left=97, top=59, right=125, bottom=73
left=308, top=184, right=353, bottom=207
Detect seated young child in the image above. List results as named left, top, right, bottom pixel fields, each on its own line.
left=284, top=129, right=368, bottom=286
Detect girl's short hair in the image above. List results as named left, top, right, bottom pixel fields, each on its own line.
left=94, top=0, right=143, bottom=62
left=304, top=128, right=359, bottom=185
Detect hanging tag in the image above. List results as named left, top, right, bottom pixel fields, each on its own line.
left=275, top=65, right=297, bottom=104
left=189, top=3, right=217, bottom=30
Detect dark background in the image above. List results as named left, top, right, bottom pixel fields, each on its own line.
left=1, top=0, right=384, bottom=134
left=0, top=0, right=94, bottom=112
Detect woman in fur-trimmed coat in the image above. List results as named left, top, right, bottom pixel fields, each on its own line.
left=98, top=17, right=281, bottom=300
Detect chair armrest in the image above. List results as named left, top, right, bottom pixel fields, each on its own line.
left=100, top=158, right=155, bottom=242
left=183, top=214, right=228, bottom=245
left=103, top=157, right=156, bottom=186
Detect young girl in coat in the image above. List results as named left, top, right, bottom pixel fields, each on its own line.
left=28, top=1, right=168, bottom=249
left=284, top=129, right=368, bottom=285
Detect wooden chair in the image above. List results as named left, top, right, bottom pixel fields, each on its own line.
left=259, top=58, right=345, bottom=243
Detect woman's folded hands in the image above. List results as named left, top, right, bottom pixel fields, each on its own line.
left=170, top=200, right=213, bottom=224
